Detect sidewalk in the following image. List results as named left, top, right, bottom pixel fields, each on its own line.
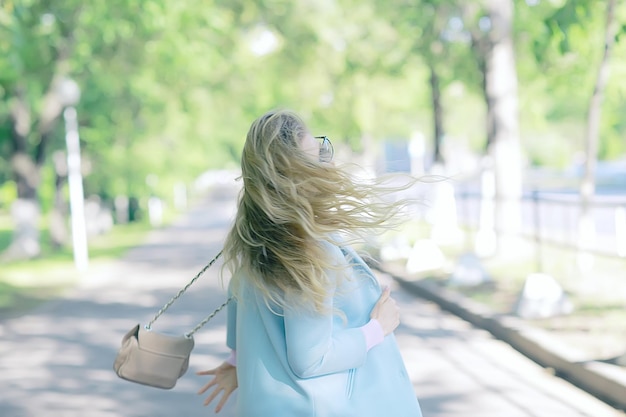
left=377, top=262, right=626, bottom=412
left=0, top=194, right=237, bottom=417
left=0, top=186, right=624, bottom=417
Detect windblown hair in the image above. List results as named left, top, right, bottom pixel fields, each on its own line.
left=223, top=109, right=418, bottom=312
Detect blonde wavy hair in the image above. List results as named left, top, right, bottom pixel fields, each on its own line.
left=223, top=109, right=419, bottom=312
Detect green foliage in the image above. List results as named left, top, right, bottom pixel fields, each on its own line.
left=0, top=181, right=17, bottom=209
left=0, top=213, right=155, bottom=314
left=0, top=0, right=625, bottom=229
left=515, top=0, right=626, bottom=166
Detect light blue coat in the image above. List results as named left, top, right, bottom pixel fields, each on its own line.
left=226, top=241, right=422, bottom=417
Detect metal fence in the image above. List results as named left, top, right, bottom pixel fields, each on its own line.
left=454, top=189, right=626, bottom=264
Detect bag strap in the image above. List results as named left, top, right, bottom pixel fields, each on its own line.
left=145, top=250, right=232, bottom=335
left=186, top=296, right=233, bottom=337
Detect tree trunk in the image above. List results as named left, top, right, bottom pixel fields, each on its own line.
left=428, top=61, right=445, bottom=165
left=2, top=89, right=42, bottom=261
left=577, top=0, right=617, bottom=268
left=3, top=156, right=42, bottom=260
left=49, top=151, right=69, bottom=249
left=477, top=0, right=522, bottom=255
left=3, top=75, right=68, bottom=260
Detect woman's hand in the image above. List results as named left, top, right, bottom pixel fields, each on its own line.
left=197, top=362, right=238, bottom=413
left=370, top=286, right=400, bottom=335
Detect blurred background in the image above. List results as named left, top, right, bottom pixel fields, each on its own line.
left=0, top=0, right=625, bottom=370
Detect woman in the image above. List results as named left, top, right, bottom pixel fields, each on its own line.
left=197, top=109, right=423, bottom=417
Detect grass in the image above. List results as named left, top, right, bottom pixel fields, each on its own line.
left=0, top=212, right=159, bottom=317
left=381, top=219, right=626, bottom=360
left=0, top=281, right=61, bottom=317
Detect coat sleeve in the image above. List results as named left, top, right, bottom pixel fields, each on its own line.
left=226, top=281, right=237, bottom=351
left=283, top=244, right=369, bottom=379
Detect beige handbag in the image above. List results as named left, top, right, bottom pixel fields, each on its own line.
left=113, top=251, right=232, bottom=389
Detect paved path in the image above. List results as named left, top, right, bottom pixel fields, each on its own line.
left=0, top=186, right=622, bottom=417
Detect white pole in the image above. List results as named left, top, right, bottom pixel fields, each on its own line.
left=64, top=106, right=89, bottom=271
left=616, top=206, right=626, bottom=257
left=475, top=164, right=497, bottom=257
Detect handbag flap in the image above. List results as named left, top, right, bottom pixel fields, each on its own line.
left=137, top=327, right=195, bottom=357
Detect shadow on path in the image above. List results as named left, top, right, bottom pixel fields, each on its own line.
left=0, top=188, right=238, bottom=417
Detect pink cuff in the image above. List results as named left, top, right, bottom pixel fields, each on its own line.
left=226, top=349, right=237, bottom=366
left=359, top=319, right=385, bottom=351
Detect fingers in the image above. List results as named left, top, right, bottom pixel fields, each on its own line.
left=371, top=286, right=393, bottom=320
left=203, top=386, right=222, bottom=407
left=197, top=378, right=217, bottom=395
left=196, top=369, right=218, bottom=376
left=376, top=287, right=391, bottom=306
left=215, top=388, right=234, bottom=413
left=375, top=286, right=401, bottom=335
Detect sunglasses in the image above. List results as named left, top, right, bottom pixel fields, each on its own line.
left=314, top=136, right=334, bottom=163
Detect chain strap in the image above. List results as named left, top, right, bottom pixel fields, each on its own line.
left=186, top=296, right=233, bottom=337
left=145, top=250, right=230, bottom=334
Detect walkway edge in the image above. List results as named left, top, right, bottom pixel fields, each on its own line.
left=376, top=264, right=626, bottom=412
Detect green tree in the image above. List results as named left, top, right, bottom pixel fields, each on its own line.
left=0, top=0, right=195, bottom=258
left=1, top=0, right=83, bottom=259
left=578, top=0, right=620, bottom=257
left=455, top=0, right=522, bottom=255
